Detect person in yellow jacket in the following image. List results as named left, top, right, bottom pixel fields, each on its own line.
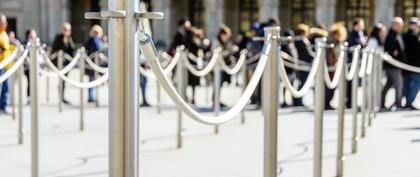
left=0, top=14, right=14, bottom=114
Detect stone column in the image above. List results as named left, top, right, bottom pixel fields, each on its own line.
left=204, top=0, right=224, bottom=40
left=152, top=0, right=171, bottom=47
left=315, top=0, right=336, bottom=27
left=259, top=0, right=279, bottom=22
left=374, top=0, right=395, bottom=26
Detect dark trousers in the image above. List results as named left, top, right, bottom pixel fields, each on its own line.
left=381, top=68, right=403, bottom=108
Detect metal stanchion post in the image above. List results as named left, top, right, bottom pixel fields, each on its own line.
left=213, top=56, right=221, bottom=134
left=361, top=73, right=367, bottom=138
left=367, top=52, right=373, bottom=127
left=11, top=73, right=15, bottom=119
left=262, top=26, right=280, bottom=177
left=314, top=38, right=326, bottom=177
left=85, top=2, right=163, bottom=176
left=79, top=48, right=85, bottom=131
left=336, top=45, right=347, bottom=177
left=176, top=51, right=187, bottom=148
left=30, top=39, right=40, bottom=177
left=18, top=64, right=24, bottom=144
left=351, top=56, right=360, bottom=154
left=58, top=50, right=64, bottom=112
left=94, top=52, right=100, bottom=107
left=240, top=60, right=247, bottom=124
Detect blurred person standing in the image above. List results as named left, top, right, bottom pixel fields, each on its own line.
left=84, top=25, right=103, bottom=103
left=403, top=17, right=420, bottom=109
left=346, top=18, right=367, bottom=107
left=212, top=24, right=235, bottom=108
left=0, top=14, right=15, bottom=114
left=293, top=23, right=314, bottom=107
left=51, top=22, right=76, bottom=104
left=381, top=17, right=406, bottom=110
left=325, top=22, right=347, bottom=110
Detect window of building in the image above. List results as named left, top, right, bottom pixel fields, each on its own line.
left=188, top=0, right=205, bottom=28
left=279, top=0, right=315, bottom=30
left=291, top=0, right=316, bottom=27
left=395, top=0, right=419, bottom=23
left=336, top=0, right=374, bottom=29
left=239, top=0, right=259, bottom=31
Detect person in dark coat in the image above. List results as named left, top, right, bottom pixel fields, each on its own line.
left=51, top=22, right=76, bottom=104
left=84, top=25, right=103, bottom=103
left=403, top=17, right=420, bottom=109
left=346, top=18, right=367, bottom=108
left=381, top=17, right=406, bottom=109
left=293, top=23, right=314, bottom=107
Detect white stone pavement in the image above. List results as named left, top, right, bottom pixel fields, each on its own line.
left=0, top=73, right=419, bottom=177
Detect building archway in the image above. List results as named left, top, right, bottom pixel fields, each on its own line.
left=336, top=0, right=374, bottom=29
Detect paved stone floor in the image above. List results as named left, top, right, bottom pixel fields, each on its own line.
left=0, top=73, right=419, bottom=177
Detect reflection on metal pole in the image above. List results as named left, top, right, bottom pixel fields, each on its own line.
left=314, top=38, right=326, bottom=177
left=176, top=51, right=187, bottom=148
left=263, top=26, right=279, bottom=177
left=18, top=63, right=24, bottom=144
left=351, top=58, right=359, bottom=154
left=94, top=52, right=100, bottom=107
left=79, top=48, right=85, bottom=131
left=213, top=56, right=221, bottom=134
left=58, top=50, right=64, bottom=113
left=240, top=60, right=247, bottom=124
left=30, top=39, right=39, bottom=177
left=336, top=45, right=346, bottom=177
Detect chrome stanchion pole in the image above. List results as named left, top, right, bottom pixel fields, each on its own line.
left=85, top=2, right=163, bottom=176
left=361, top=71, right=367, bottom=138
left=18, top=63, right=24, bottom=144
left=262, top=26, right=280, bottom=177
left=336, top=44, right=347, bottom=177
left=30, top=38, right=40, bottom=177
left=57, top=50, right=64, bottom=112
left=213, top=55, right=221, bottom=134
left=351, top=55, right=360, bottom=154
left=11, top=73, right=15, bottom=120
left=79, top=48, right=85, bottom=131
left=176, top=50, right=187, bottom=148
left=314, top=38, right=326, bottom=177
left=240, top=60, right=247, bottom=124
left=94, top=52, right=100, bottom=107
left=367, top=52, right=373, bottom=127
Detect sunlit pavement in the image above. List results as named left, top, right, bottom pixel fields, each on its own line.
left=0, top=74, right=419, bottom=177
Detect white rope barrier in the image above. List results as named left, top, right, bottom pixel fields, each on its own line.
left=0, top=48, right=18, bottom=70
left=365, top=51, right=374, bottom=75
left=84, top=55, right=108, bottom=74
left=345, top=46, right=360, bottom=81
left=246, top=53, right=262, bottom=64
left=42, top=52, right=109, bottom=88
left=277, top=44, right=322, bottom=98
left=183, top=48, right=222, bottom=77
left=140, top=39, right=271, bottom=125
left=381, top=53, right=420, bottom=74
left=323, top=46, right=345, bottom=89
left=358, top=50, right=368, bottom=78
left=162, top=49, right=182, bottom=73
left=0, top=49, right=28, bottom=83
left=218, top=50, right=247, bottom=75
left=38, top=50, right=82, bottom=77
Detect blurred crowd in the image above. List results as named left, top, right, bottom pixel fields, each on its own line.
left=0, top=11, right=419, bottom=115
left=165, top=16, right=420, bottom=111
left=0, top=13, right=108, bottom=114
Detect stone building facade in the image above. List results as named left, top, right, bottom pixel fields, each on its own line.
left=0, top=0, right=418, bottom=46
